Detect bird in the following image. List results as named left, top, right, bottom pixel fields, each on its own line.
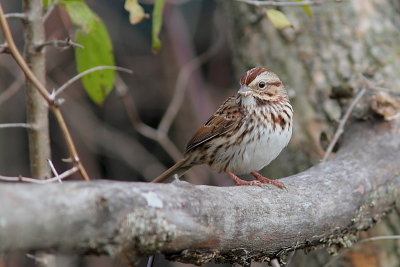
left=152, top=67, right=293, bottom=188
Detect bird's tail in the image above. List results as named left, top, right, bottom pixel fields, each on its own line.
left=151, top=157, right=191, bottom=183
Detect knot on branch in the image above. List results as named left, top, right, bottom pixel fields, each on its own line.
left=117, top=208, right=177, bottom=255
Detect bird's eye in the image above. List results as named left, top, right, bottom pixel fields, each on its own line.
left=258, top=81, right=266, bottom=89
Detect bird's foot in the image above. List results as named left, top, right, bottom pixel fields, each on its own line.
left=227, top=172, right=263, bottom=187
left=250, top=171, right=286, bottom=190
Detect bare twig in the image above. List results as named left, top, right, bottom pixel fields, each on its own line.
left=62, top=95, right=167, bottom=179
left=360, top=75, right=400, bottom=96
left=236, top=0, right=322, bottom=6
left=114, top=12, right=224, bottom=179
left=0, top=166, right=79, bottom=184
left=35, top=38, right=84, bottom=52
left=0, top=6, right=51, bottom=103
left=0, top=73, right=24, bottom=105
left=0, top=4, right=90, bottom=180
left=54, top=66, right=132, bottom=98
left=47, top=159, right=62, bottom=183
left=115, top=75, right=183, bottom=161
left=115, top=18, right=223, bottom=163
left=236, top=0, right=345, bottom=6
left=4, top=13, right=26, bottom=20
left=359, top=235, right=400, bottom=243
left=157, top=23, right=224, bottom=135
left=26, top=254, right=49, bottom=265
left=322, top=88, right=366, bottom=161
left=147, top=256, right=155, bottom=267
left=43, top=0, right=60, bottom=21
left=0, top=123, right=32, bottom=129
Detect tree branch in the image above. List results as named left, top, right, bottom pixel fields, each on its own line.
left=0, top=3, right=89, bottom=181
left=54, top=66, right=132, bottom=98
left=4, top=13, right=26, bottom=20
left=35, top=38, right=84, bottom=52
left=322, top=88, right=366, bottom=161
left=0, top=166, right=78, bottom=183
left=236, top=0, right=345, bottom=7
left=0, top=119, right=399, bottom=265
left=236, top=0, right=323, bottom=6
left=0, top=123, right=32, bottom=129
left=0, top=73, right=24, bottom=105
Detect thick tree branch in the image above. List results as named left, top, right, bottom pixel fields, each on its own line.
left=0, top=119, right=399, bottom=265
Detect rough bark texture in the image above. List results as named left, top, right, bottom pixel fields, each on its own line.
left=23, top=0, right=51, bottom=178
left=225, top=1, right=400, bottom=265
left=0, top=119, right=399, bottom=265
left=225, top=0, right=400, bottom=177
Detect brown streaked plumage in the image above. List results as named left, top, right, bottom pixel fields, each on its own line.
left=153, top=67, right=293, bottom=188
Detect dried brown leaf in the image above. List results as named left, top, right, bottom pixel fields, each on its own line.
left=370, top=92, right=400, bottom=121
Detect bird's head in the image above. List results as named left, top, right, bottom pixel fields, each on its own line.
left=238, top=67, right=288, bottom=106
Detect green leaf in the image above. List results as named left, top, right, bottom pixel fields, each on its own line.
left=266, top=9, right=294, bottom=30
left=152, top=0, right=165, bottom=53
left=124, top=0, right=149, bottom=24
left=296, top=0, right=313, bottom=17
left=43, top=0, right=55, bottom=7
left=62, top=0, right=115, bottom=105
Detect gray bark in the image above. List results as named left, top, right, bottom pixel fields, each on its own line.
left=0, top=118, right=399, bottom=265
left=225, top=0, right=400, bottom=177
left=225, top=1, right=400, bottom=265
left=23, top=0, right=51, bottom=178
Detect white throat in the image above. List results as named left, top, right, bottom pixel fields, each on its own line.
left=240, top=95, right=257, bottom=107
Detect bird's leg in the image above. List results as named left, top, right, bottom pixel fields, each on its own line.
left=250, top=171, right=286, bottom=189
left=227, top=172, right=262, bottom=187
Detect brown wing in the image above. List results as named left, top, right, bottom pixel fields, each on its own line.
left=185, top=96, right=242, bottom=154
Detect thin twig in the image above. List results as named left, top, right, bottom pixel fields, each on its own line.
left=360, top=75, right=400, bottom=96
left=0, top=6, right=51, bottom=103
left=47, top=159, right=62, bottom=183
left=359, top=235, right=400, bottom=243
left=43, top=0, right=60, bottom=21
left=0, top=123, right=33, bottom=129
left=0, top=166, right=79, bottom=184
left=4, top=13, right=26, bottom=20
left=147, top=255, right=155, bottom=267
left=236, top=0, right=346, bottom=6
left=236, top=0, right=322, bottom=6
left=52, top=107, right=90, bottom=180
left=54, top=66, right=132, bottom=98
left=35, top=38, right=84, bottom=52
left=115, top=75, right=183, bottom=161
left=0, top=73, right=24, bottom=105
left=322, top=88, right=366, bottom=161
left=115, top=12, right=224, bottom=179
left=157, top=24, right=224, bottom=135
left=115, top=14, right=224, bottom=162
left=26, top=254, right=49, bottom=265
left=0, top=4, right=90, bottom=180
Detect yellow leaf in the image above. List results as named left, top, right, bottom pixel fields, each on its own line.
left=296, top=0, right=313, bottom=17
left=124, top=0, right=149, bottom=25
left=266, top=9, right=294, bottom=30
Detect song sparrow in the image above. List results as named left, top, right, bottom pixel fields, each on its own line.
left=153, top=67, right=293, bottom=188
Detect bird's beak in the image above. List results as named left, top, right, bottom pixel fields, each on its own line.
left=238, top=85, right=252, bottom=96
